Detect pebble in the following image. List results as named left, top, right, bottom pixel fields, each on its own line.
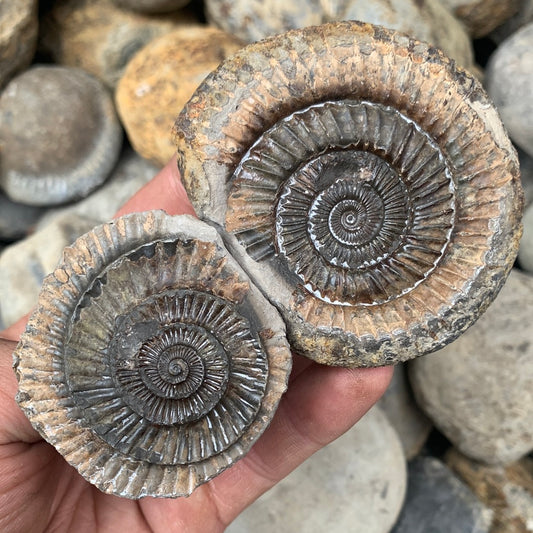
left=205, top=0, right=474, bottom=69
left=486, top=23, right=533, bottom=158
left=438, top=0, right=520, bottom=37
left=227, top=407, right=406, bottom=533
left=36, top=148, right=159, bottom=229
left=111, top=0, right=190, bottom=14
left=491, top=0, right=533, bottom=43
left=0, top=0, right=38, bottom=88
left=409, top=269, right=533, bottom=465
left=0, top=66, right=122, bottom=206
left=446, top=448, right=533, bottom=533
left=518, top=203, right=533, bottom=273
left=378, top=363, right=432, bottom=460
left=39, top=0, right=198, bottom=89
left=116, top=27, right=243, bottom=165
left=391, top=456, right=493, bottom=533
left=0, top=192, right=45, bottom=241
left=0, top=214, right=99, bottom=328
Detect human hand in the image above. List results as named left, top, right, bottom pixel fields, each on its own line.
left=0, top=158, right=393, bottom=533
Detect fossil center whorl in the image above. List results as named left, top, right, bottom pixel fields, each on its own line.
left=65, top=241, right=270, bottom=465
left=226, top=100, right=456, bottom=306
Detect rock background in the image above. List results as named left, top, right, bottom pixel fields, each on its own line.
left=1, top=1, right=531, bottom=531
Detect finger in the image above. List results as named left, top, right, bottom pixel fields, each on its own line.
left=114, top=155, right=195, bottom=218
left=0, top=314, right=30, bottom=342
left=0, top=339, right=41, bottom=444
left=206, top=363, right=394, bottom=526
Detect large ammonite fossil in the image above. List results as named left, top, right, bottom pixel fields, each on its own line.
left=174, top=21, right=523, bottom=367
left=14, top=211, right=292, bottom=498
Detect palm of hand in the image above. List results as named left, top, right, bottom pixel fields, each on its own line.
left=0, top=162, right=392, bottom=533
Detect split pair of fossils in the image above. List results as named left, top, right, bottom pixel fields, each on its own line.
left=14, top=21, right=522, bottom=498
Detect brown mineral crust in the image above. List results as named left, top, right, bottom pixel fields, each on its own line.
left=39, top=0, right=198, bottom=89
left=174, top=22, right=522, bottom=367
left=446, top=449, right=533, bottom=533
left=0, top=0, right=38, bottom=88
left=14, top=212, right=292, bottom=498
left=116, top=26, right=243, bottom=166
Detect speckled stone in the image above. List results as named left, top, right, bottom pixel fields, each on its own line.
left=0, top=213, right=99, bottom=328
left=391, top=457, right=492, bottom=533
left=486, top=23, right=533, bottom=158
left=410, top=269, right=533, bottom=465
left=227, top=406, right=406, bottom=533
left=111, top=0, right=190, bottom=14
left=378, top=363, right=432, bottom=460
left=446, top=448, right=533, bottom=533
left=439, top=0, right=520, bottom=37
left=0, top=0, right=38, bottom=88
left=39, top=0, right=198, bottom=89
left=205, top=0, right=474, bottom=68
left=116, top=27, right=243, bottom=165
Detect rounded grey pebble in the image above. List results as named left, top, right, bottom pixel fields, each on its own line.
left=205, top=0, right=474, bottom=68
left=409, top=269, right=533, bottom=465
left=226, top=407, right=406, bottom=533
left=0, top=65, right=122, bottom=206
left=518, top=202, right=533, bottom=272
left=391, top=457, right=493, bottom=533
left=378, top=363, right=432, bottom=460
left=486, top=23, right=533, bottom=158
left=0, top=213, right=100, bottom=328
left=36, top=148, right=159, bottom=229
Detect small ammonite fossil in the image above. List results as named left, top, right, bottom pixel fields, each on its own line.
left=13, top=211, right=292, bottom=498
left=174, top=21, right=523, bottom=367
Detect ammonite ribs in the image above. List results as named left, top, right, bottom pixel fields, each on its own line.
left=174, top=21, right=523, bottom=367
left=14, top=212, right=292, bottom=498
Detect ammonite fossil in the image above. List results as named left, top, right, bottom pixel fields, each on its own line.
left=14, top=211, right=292, bottom=498
left=174, top=21, right=523, bottom=367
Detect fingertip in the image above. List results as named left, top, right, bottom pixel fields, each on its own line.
left=114, top=155, right=195, bottom=218
left=0, top=314, right=30, bottom=342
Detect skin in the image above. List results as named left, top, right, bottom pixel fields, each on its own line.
left=0, top=158, right=393, bottom=533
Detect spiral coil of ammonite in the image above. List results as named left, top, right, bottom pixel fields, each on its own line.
left=174, top=21, right=523, bottom=367
left=14, top=212, right=292, bottom=498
